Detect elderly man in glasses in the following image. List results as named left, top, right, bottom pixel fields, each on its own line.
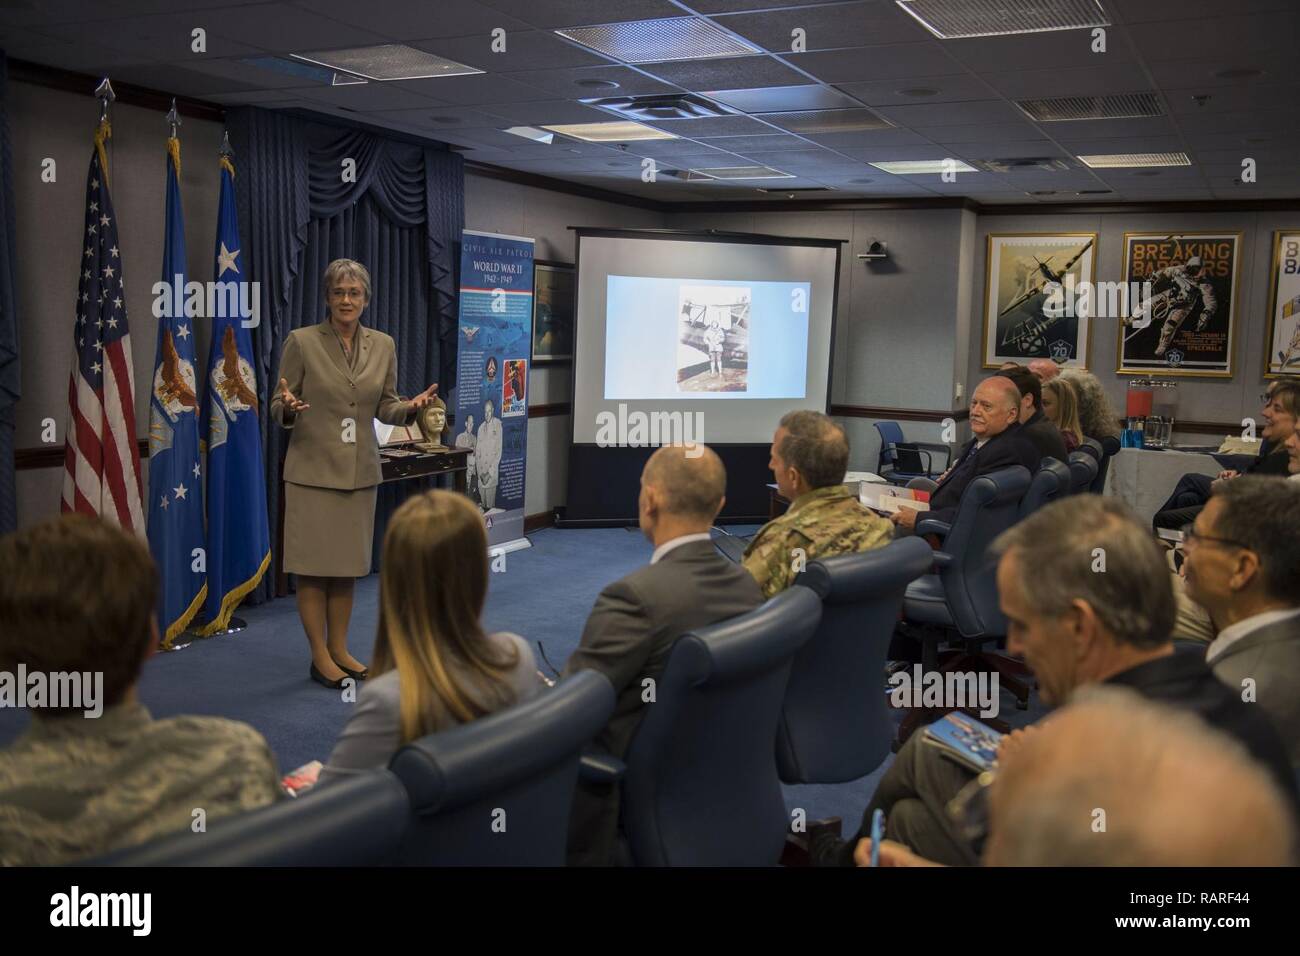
left=811, top=495, right=1296, bottom=867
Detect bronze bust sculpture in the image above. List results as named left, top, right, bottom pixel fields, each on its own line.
left=416, top=395, right=449, bottom=451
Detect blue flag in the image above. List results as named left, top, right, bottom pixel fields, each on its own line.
left=147, top=138, right=206, bottom=646
left=200, top=152, right=269, bottom=634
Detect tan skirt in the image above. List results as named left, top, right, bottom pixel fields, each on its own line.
left=284, top=482, right=377, bottom=577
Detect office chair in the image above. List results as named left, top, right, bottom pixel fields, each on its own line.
left=1018, top=458, right=1071, bottom=518
left=582, top=588, right=822, bottom=866
left=779, top=537, right=935, bottom=784
left=1067, top=450, right=1099, bottom=495
left=875, top=421, right=950, bottom=487
left=388, top=670, right=615, bottom=865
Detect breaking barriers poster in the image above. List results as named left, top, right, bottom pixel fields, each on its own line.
left=454, top=230, right=533, bottom=550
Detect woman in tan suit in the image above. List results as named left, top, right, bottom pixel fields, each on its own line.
left=271, top=259, right=438, bottom=689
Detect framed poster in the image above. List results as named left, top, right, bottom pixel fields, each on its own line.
left=1264, top=230, right=1300, bottom=378
left=1117, top=232, right=1241, bottom=378
left=531, top=260, right=573, bottom=364
left=981, top=233, right=1097, bottom=369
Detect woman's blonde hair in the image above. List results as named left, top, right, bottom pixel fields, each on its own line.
left=323, top=258, right=371, bottom=313
left=1043, top=378, right=1084, bottom=448
left=1058, top=368, right=1121, bottom=439
left=372, top=490, right=519, bottom=743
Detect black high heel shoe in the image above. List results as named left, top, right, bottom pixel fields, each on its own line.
left=332, top=660, right=369, bottom=681
left=310, top=662, right=348, bottom=689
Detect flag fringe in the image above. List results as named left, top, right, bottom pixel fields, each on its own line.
left=198, top=549, right=271, bottom=636
left=94, top=119, right=111, bottom=185
left=162, top=582, right=207, bottom=650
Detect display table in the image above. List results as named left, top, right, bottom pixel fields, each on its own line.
left=1102, top=447, right=1222, bottom=526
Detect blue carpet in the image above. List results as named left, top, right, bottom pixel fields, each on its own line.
left=0, top=525, right=1041, bottom=836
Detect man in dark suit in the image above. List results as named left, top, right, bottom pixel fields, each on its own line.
left=1184, top=477, right=1300, bottom=769
left=814, top=495, right=1296, bottom=867
left=563, top=444, right=764, bottom=865
left=998, top=365, right=1068, bottom=466
left=893, top=375, right=1039, bottom=532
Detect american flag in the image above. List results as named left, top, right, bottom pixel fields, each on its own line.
left=61, top=143, right=144, bottom=531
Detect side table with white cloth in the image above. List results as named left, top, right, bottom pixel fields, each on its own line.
left=1102, top=447, right=1223, bottom=526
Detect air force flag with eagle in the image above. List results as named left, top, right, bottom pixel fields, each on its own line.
left=147, top=136, right=206, bottom=646
left=200, top=149, right=270, bottom=634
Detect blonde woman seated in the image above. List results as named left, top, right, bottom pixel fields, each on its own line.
left=318, top=490, right=539, bottom=783
left=1040, top=377, right=1085, bottom=453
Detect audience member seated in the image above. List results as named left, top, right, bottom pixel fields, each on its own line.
left=893, top=376, right=1039, bottom=533
left=742, top=410, right=891, bottom=596
left=1026, top=358, right=1060, bottom=383
left=812, top=495, right=1296, bottom=867
left=1290, top=428, right=1300, bottom=480
left=1152, top=382, right=1298, bottom=530
left=317, top=490, right=540, bottom=786
left=1041, top=377, right=1084, bottom=453
left=564, top=444, right=764, bottom=865
left=856, top=688, right=1295, bottom=867
left=997, top=365, right=1068, bottom=465
left=1181, top=477, right=1300, bottom=768
left=1057, top=367, right=1121, bottom=442
left=0, top=515, right=280, bottom=865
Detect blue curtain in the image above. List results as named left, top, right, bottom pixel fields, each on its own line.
left=228, top=107, right=464, bottom=599
left=0, top=53, right=20, bottom=536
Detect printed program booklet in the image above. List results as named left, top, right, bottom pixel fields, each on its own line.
left=860, top=483, right=930, bottom=516
left=281, top=760, right=323, bottom=797
left=922, top=712, right=1003, bottom=774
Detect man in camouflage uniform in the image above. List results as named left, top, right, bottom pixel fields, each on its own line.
left=742, top=410, right=892, bottom=598
left=0, top=515, right=280, bottom=865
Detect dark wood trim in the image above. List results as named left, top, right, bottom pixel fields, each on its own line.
left=524, top=509, right=556, bottom=534
left=528, top=402, right=571, bottom=418
left=465, top=161, right=666, bottom=212
left=977, top=198, right=1300, bottom=216
left=16, top=438, right=149, bottom=471
left=830, top=404, right=969, bottom=424
left=678, top=197, right=977, bottom=214
left=8, top=58, right=226, bottom=123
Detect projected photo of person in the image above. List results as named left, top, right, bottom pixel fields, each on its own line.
left=677, top=284, right=749, bottom=393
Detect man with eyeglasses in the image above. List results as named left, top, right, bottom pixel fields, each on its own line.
left=811, top=495, right=1296, bottom=867
left=1183, top=477, right=1300, bottom=769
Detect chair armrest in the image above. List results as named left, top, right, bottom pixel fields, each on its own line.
left=913, top=442, right=952, bottom=472
left=928, top=551, right=953, bottom=568
left=580, top=753, right=626, bottom=784
left=915, top=518, right=951, bottom=538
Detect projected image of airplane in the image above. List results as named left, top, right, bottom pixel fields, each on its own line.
left=998, top=238, right=1093, bottom=356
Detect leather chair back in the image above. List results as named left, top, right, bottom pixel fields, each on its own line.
left=1019, top=457, right=1071, bottom=518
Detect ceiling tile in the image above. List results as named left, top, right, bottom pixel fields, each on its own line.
left=804, top=128, right=937, bottom=149
left=1148, top=51, right=1296, bottom=88
left=689, top=0, right=857, bottom=13
left=1047, top=116, right=1181, bottom=140
left=834, top=73, right=993, bottom=106
left=1107, top=0, right=1300, bottom=21
left=208, top=3, right=391, bottom=53
left=873, top=98, right=1026, bottom=127
left=1164, top=84, right=1300, bottom=115
left=711, top=2, right=929, bottom=53
left=942, top=31, right=1133, bottom=73
left=395, top=72, right=554, bottom=105
left=33, top=11, right=264, bottom=59
left=294, top=82, right=441, bottom=111
left=412, top=30, right=608, bottom=72
left=478, top=99, right=615, bottom=124
left=781, top=42, right=954, bottom=83
left=1126, top=12, right=1300, bottom=62
left=297, top=0, right=531, bottom=39
left=696, top=132, right=817, bottom=152
left=705, top=84, right=864, bottom=112
left=472, top=0, right=687, bottom=30
left=982, top=64, right=1155, bottom=100
left=647, top=115, right=772, bottom=137
left=500, top=64, right=678, bottom=97
left=642, top=54, right=808, bottom=90
left=918, top=122, right=1050, bottom=144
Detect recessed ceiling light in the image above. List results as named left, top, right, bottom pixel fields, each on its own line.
left=689, top=165, right=795, bottom=180
left=291, top=44, right=481, bottom=80
left=1077, top=152, right=1190, bottom=168
left=896, top=0, right=1109, bottom=40
left=896, top=87, right=939, bottom=97
left=869, top=159, right=978, bottom=175
left=540, top=121, right=677, bottom=142
left=575, top=78, right=621, bottom=90
left=503, top=126, right=555, bottom=144
left=1213, top=67, right=1263, bottom=80
left=556, top=17, right=760, bottom=63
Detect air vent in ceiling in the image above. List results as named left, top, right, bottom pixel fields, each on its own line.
left=897, top=0, right=1110, bottom=39
left=977, top=157, right=1073, bottom=173
left=760, top=108, right=893, bottom=134
left=1017, top=92, right=1163, bottom=122
left=756, top=186, right=835, bottom=194
left=581, top=93, right=736, bottom=122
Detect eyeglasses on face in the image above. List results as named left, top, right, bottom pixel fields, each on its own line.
left=329, top=288, right=366, bottom=301
left=1180, top=523, right=1251, bottom=552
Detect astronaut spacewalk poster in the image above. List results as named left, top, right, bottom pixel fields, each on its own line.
left=1118, top=232, right=1241, bottom=378
left=454, top=230, right=533, bottom=549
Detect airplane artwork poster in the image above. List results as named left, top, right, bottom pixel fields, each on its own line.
left=981, top=233, right=1097, bottom=370
left=1118, top=232, right=1240, bottom=378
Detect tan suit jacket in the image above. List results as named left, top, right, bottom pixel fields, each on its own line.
left=270, top=321, right=415, bottom=490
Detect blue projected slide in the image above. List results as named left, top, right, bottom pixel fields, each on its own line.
left=604, top=275, right=810, bottom=400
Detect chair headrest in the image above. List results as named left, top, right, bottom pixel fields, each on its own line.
left=390, top=669, right=615, bottom=814
left=799, top=537, right=933, bottom=604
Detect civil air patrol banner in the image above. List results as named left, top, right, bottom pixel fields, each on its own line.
left=455, top=230, right=533, bottom=550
